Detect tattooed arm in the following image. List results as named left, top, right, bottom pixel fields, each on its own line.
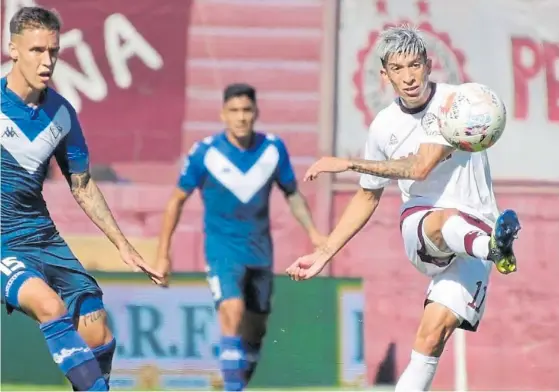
left=286, top=191, right=322, bottom=242
left=66, top=171, right=162, bottom=282
left=53, top=106, right=162, bottom=282
left=67, top=172, right=128, bottom=248
left=348, top=143, right=454, bottom=180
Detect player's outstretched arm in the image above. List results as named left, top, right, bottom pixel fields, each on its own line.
left=286, top=187, right=383, bottom=280
left=67, top=171, right=164, bottom=284
left=285, top=191, right=326, bottom=247
left=155, top=188, right=191, bottom=286
left=305, top=143, right=454, bottom=181
left=347, top=143, right=454, bottom=180
left=69, top=172, right=126, bottom=246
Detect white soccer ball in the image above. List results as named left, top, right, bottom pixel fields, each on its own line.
left=438, top=83, right=507, bottom=152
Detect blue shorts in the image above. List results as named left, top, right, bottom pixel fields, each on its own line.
left=206, top=261, right=273, bottom=314
left=1, top=238, right=103, bottom=319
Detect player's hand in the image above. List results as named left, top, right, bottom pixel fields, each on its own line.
left=155, top=255, right=171, bottom=288
left=286, top=250, right=330, bottom=281
left=119, top=243, right=165, bottom=285
left=304, top=156, right=351, bottom=181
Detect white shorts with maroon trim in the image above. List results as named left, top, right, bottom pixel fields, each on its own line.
left=400, top=206, right=493, bottom=331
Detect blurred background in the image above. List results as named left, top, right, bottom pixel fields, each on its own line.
left=1, top=0, right=558, bottom=390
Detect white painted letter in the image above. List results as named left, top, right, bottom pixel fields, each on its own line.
left=104, top=13, right=164, bottom=89
left=52, top=29, right=108, bottom=112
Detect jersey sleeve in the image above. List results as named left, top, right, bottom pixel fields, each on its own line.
left=421, top=111, right=452, bottom=146
left=359, top=122, right=391, bottom=190
left=177, top=142, right=206, bottom=192
left=54, top=104, right=89, bottom=176
left=274, top=138, right=297, bottom=195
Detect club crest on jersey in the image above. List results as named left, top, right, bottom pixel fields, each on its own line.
left=353, top=1, right=469, bottom=127
left=49, top=123, right=63, bottom=139
left=421, top=112, right=441, bottom=136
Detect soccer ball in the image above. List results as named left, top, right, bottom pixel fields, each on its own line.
left=438, top=83, right=507, bottom=152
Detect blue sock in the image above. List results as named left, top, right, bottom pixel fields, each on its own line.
left=219, top=336, right=247, bottom=391
left=41, top=314, right=108, bottom=391
left=73, top=338, right=116, bottom=391
left=242, top=340, right=261, bottom=383
left=93, top=338, right=116, bottom=385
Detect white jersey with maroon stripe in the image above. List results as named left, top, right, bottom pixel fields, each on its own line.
left=359, top=83, right=500, bottom=227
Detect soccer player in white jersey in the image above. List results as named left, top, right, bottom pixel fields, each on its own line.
left=0, top=7, right=163, bottom=391
left=286, top=26, right=520, bottom=391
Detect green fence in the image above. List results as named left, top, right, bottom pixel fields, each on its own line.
left=1, top=273, right=362, bottom=389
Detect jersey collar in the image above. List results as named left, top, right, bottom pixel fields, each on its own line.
left=1, top=76, right=48, bottom=109
left=221, top=130, right=260, bottom=152
left=397, top=82, right=437, bottom=114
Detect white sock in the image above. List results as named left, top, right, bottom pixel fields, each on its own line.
left=441, top=215, right=491, bottom=259
left=395, top=350, right=439, bottom=392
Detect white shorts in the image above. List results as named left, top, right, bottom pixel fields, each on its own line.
left=400, top=206, right=493, bottom=331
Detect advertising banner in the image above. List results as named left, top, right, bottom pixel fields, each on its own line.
left=1, top=272, right=363, bottom=389
left=101, top=277, right=221, bottom=390
left=335, top=0, right=559, bottom=181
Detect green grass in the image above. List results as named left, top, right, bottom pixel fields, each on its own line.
left=1, top=386, right=67, bottom=391
left=1, top=385, right=394, bottom=391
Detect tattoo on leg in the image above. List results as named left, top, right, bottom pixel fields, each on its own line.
left=83, top=310, right=104, bottom=326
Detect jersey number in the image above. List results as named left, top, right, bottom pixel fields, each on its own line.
left=0, top=257, right=25, bottom=276
left=467, top=280, right=487, bottom=313
left=207, top=276, right=222, bottom=301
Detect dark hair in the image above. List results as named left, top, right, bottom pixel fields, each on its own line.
left=10, top=7, right=61, bottom=35
left=223, top=83, right=256, bottom=104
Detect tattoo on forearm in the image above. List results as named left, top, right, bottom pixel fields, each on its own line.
left=70, top=172, right=126, bottom=246
left=348, top=156, right=418, bottom=180
left=287, top=192, right=315, bottom=231
left=70, top=171, right=90, bottom=189
left=83, top=310, right=104, bottom=326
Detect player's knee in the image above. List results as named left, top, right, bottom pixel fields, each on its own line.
left=34, top=296, right=67, bottom=323
left=440, top=208, right=460, bottom=221
left=16, top=278, right=67, bottom=323
left=414, top=327, right=448, bottom=356
left=218, top=298, right=245, bottom=336
left=241, top=311, right=268, bottom=343
left=424, top=208, right=461, bottom=247
left=427, top=208, right=460, bottom=230
left=414, top=303, right=459, bottom=356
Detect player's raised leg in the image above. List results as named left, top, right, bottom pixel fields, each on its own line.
left=421, top=207, right=521, bottom=274
left=1, top=256, right=108, bottom=391
left=207, top=263, right=249, bottom=391
left=398, top=206, right=495, bottom=391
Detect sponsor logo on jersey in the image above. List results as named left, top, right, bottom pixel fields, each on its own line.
left=2, top=127, right=18, bottom=138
